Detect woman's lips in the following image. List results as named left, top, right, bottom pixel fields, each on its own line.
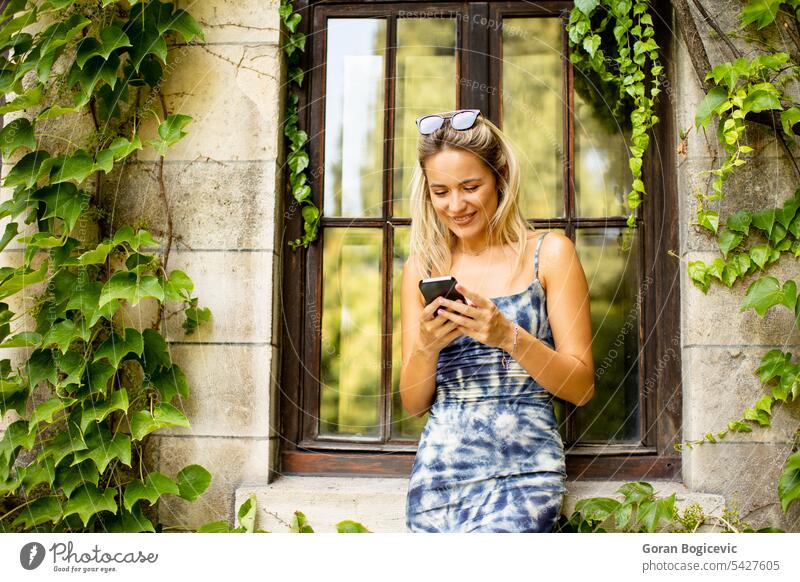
left=451, top=211, right=476, bottom=225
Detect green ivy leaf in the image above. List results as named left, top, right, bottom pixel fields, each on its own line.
left=741, top=276, right=796, bottom=316
left=289, top=510, right=315, bottom=533
left=688, top=261, right=711, bottom=293
left=11, top=496, right=63, bottom=529
left=17, top=457, right=57, bottom=493
left=697, top=208, right=719, bottom=233
left=778, top=450, right=800, bottom=513
left=99, top=272, right=164, bottom=308
left=742, top=89, right=781, bottom=113
left=0, top=331, right=41, bottom=348
left=76, top=26, right=131, bottom=69
left=779, top=107, right=800, bottom=142
left=82, top=361, right=117, bottom=398
left=141, top=328, right=172, bottom=375
left=176, top=464, right=212, bottom=501
left=749, top=244, right=771, bottom=269
left=150, top=364, right=188, bottom=402
left=0, top=116, right=35, bottom=156
left=237, top=495, right=257, bottom=532
left=336, top=519, right=371, bottom=533
left=37, top=421, right=88, bottom=467
left=168, top=9, right=205, bottom=43
left=2, top=150, right=52, bottom=189
left=93, top=328, right=144, bottom=368
left=636, top=495, right=676, bottom=532
left=79, top=389, right=129, bottom=432
left=28, top=397, right=75, bottom=434
left=741, top=0, right=782, bottom=30
left=726, top=209, right=752, bottom=234
left=130, top=403, right=190, bottom=440
left=162, top=269, right=194, bottom=301
left=54, top=460, right=99, bottom=497
left=41, top=319, right=90, bottom=354
left=574, top=496, right=620, bottom=523
left=0, top=420, right=36, bottom=463
left=695, top=86, right=728, bottom=128
left=717, top=230, right=744, bottom=261
left=63, top=484, right=118, bottom=527
left=72, top=431, right=131, bottom=474
left=123, top=472, right=180, bottom=512
left=104, top=503, right=156, bottom=533
left=0, top=84, right=43, bottom=114
left=49, top=150, right=95, bottom=185
left=756, top=349, right=791, bottom=384
left=25, top=347, right=58, bottom=388
left=148, top=114, right=192, bottom=156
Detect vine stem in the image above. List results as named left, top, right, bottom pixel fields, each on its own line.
left=0, top=497, right=38, bottom=522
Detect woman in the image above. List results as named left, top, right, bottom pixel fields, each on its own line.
left=400, top=109, right=595, bottom=533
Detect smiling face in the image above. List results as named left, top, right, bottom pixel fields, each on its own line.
left=423, top=148, right=501, bottom=239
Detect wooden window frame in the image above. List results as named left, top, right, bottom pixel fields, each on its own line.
left=279, top=0, right=681, bottom=480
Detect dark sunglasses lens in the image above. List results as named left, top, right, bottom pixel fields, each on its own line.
left=419, top=115, right=443, bottom=134
left=451, top=111, right=478, bottom=130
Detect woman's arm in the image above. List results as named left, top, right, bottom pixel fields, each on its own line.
left=397, top=256, right=444, bottom=417
left=503, top=231, right=595, bottom=406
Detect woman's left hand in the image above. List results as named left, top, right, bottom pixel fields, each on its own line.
left=437, top=283, right=514, bottom=351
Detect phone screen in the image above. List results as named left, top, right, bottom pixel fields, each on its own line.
left=418, top=276, right=467, bottom=306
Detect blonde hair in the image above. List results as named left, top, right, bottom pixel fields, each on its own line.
left=408, top=113, right=535, bottom=279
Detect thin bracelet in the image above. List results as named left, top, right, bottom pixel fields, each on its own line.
left=501, top=323, right=519, bottom=370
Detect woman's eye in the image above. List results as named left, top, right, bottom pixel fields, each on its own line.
left=464, top=186, right=478, bottom=192
left=432, top=191, right=447, bottom=196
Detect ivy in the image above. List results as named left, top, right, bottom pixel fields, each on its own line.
left=567, top=0, right=663, bottom=228
left=0, top=1, right=213, bottom=532
left=280, top=0, right=318, bottom=250
left=667, top=2, right=800, bottom=520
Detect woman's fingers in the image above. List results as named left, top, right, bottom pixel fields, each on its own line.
left=438, top=307, right=480, bottom=331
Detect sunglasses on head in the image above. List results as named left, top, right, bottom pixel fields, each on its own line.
left=415, top=109, right=482, bottom=135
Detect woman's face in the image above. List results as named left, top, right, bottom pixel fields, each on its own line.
left=423, top=148, right=500, bottom=237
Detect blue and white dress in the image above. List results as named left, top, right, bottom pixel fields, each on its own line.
left=405, top=232, right=567, bottom=533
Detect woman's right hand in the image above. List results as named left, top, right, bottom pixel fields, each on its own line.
left=414, top=296, right=463, bottom=357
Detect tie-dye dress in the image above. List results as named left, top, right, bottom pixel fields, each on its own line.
left=405, top=232, right=567, bottom=533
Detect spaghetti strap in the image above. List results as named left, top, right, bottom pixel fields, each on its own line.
left=534, top=232, right=549, bottom=282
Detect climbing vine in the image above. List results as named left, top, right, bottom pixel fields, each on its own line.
left=0, top=0, right=213, bottom=532
left=566, top=0, right=663, bottom=228
left=280, top=0, right=319, bottom=250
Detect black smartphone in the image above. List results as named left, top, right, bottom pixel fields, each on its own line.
left=419, top=276, right=467, bottom=314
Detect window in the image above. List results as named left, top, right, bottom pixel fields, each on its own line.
left=280, top=0, right=681, bottom=480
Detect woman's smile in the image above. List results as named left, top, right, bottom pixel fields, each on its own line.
left=451, top=211, right=477, bottom=226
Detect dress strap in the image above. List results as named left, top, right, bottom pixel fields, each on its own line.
left=534, top=232, right=549, bottom=282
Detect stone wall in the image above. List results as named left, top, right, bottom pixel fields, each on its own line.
left=676, top=2, right=800, bottom=531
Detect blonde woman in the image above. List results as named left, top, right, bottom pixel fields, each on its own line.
left=400, top=109, right=595, bottom=533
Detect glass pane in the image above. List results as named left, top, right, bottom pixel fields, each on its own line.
left=502, top=18, right=564, bottom=218
left=574, top=228, right=640, bottom=443
left=320, top=228, right=383, bottom=436
left=324, top=19, right=387, bottom=217
left=390, top=226, right=429, bottom=438
left=574, top=73, right=631, bottom=217
left=392, top=17, right=458, bottom=218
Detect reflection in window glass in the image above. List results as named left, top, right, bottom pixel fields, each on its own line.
left=324, top=19, right=386, bottom=217
left=574, top=228, right=640, bottom=443
left=392, top=17, right=457, bottom=218
left=574, top=75, right=631, bottom=217
left=390, top=226, right=428, bottom=438
left=320, top=228, right=383, bottom=436
left=502, top=18, right=563, bottom=218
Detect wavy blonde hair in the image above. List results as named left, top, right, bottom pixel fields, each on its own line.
left=408, top=113, right=535, bottom=280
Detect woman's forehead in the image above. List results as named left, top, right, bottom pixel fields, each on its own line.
left=424, top=150, right=490, bottom=182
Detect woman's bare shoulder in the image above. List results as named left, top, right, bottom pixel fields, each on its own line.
left=539, top=231, right=577, bottom=288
